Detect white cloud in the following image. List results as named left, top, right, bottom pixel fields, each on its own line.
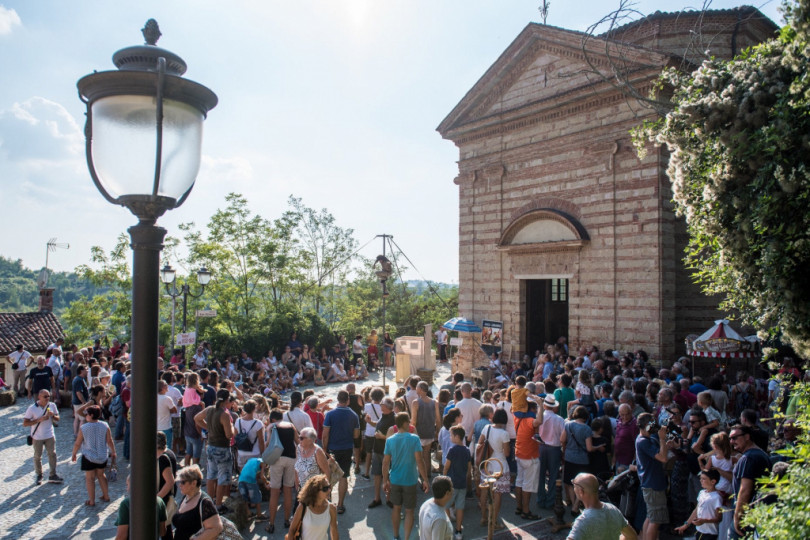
left=0, top=5, right=21, bottom=35
left=0, top=97, right=83, bottom=161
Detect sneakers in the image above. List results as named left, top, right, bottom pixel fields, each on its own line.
left=48, top=474, right=64, bottom=484
left=35, top=474, right=43, bottom=486
left=454, top=532, right=463, bottom=540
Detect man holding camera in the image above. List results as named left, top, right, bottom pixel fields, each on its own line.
left=634, top=413, right=669, bottom=540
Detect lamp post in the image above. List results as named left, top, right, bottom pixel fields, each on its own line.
left=78, top=19, right=216, bottom=539
left=161, top=264, right=211, bottom=357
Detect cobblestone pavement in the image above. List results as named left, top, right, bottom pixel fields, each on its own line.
left=1, top=363, right=568, bottom=539
left=0, top=396, right=128, bottom=539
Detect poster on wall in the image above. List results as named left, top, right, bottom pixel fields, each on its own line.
left=481, top=319, right=503, bottom=357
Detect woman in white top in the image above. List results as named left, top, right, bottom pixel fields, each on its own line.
left=477, top=408, right=510, bottom=531
left=235, top=400, right=266, bottom=468
left=286, top=474, right=338, bottom=540
left=362, top=388, right=385, bottom=477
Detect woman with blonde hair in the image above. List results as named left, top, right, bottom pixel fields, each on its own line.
left=253, top=393, right=272, bottom=425
left=171, top=464, right=223, bottom=540
left=285, top=474, right=338, bottom=540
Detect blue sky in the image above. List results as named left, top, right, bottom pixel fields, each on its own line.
left=0, top=0, right=782, bottom=284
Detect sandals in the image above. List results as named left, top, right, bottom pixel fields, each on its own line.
left=84, top=500, right=95, bottom=507
left=337, top=505, right=346, bottom=514
left=493, top=521, right=507, bottom=531
left=100, top=497, right=111, bottom=503
left=521, top=512, right=541, bottom=520
left=265, top=524, right=274, bottom=533
left=515, top=508, right=523, bottom=515
left=254, top=512, right=268, bottom=521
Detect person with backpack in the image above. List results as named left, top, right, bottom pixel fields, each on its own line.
left=235, top=400, right=265, bottom=469
left=730, top=372, right=755, bottom=418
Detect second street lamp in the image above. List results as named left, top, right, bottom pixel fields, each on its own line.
left=161, top=264, right=212, bottom=359
left=77, top=19, right=216, bottom=539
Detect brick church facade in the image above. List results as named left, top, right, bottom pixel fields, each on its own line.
left=438, top=7, right=776, bottom=362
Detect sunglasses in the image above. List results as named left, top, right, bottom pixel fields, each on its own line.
left=729, top=433, right=745, bottom=440
left=320, top=485, right=331, bottom=492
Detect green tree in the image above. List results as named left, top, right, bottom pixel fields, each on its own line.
left=286, top=196, right=358, bottom=315
left=637, top=0, right=810, bottom=356
left=61, top=235, right=132, bottom=343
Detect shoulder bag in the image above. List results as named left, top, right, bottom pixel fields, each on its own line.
left=27, top=405, right=49, bottom=445
left=262, top=424, right=284, bottom=465
left=475, top=425, right=493, bottom=466
left=291, top=502, right=308, bottom=540
left=191, top=493, right=243, bottom=540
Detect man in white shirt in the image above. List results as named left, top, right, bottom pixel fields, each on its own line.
left=537, top=395, right=565, bottom=509
left=156, top=381, right=178, bottom=449
left=23, top=389, right=63, bottom=485
left=47, top=349, right=63, bottom=392
left=418, top=475, right=454, bottom=540
left=434, top=328, right=448, bottom=362
left=285, top=391, right=314, bottom=433
left=163, top=372, right=184, bottom=454
left=10, top=344, right=32, bottom=396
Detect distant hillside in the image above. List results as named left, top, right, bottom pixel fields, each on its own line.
left=404, top=280, right=456, bottom=295
left=0, top=256, right=99, bottom=314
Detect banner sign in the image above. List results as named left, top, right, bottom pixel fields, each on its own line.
left=481, top=320, right=503, bottom=348
left=175, top=332, right=197, bottom=346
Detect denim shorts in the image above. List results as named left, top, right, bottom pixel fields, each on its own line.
left=206, top=445, right=233, bottom=485
left=238, top=481, right=262, bottom=504
left=185, top=436, right=203, bottom=459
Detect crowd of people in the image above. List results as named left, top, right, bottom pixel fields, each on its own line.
left=14, top=333, right=807, bottom=540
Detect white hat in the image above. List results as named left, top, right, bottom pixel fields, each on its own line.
left=543, top=395, right=558, bottom=408
left=99, top=369, right=111, bottom=379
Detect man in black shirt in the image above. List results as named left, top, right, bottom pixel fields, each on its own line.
left=730, top=424, right=771, bottom=538
left=368, top=397, right=396, bottom=509
left=27, top=356, right=54, bottom=398
left=739, top=409, right=769, bottom=452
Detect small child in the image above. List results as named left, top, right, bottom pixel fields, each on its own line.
left=182, top=372, right=204, bottom=408
left=237, top=457, right=270, bottom=520
left=697, top=392, right=722, bottom=432
left=698, top=432, right=734, bottom=499
left=442, top=426, right=472, bottom=539
left=588, top=417, right=611, bottom=478
left=510, top=376, right=530, bottom=418
left=675, top=469, right=723, bottom=540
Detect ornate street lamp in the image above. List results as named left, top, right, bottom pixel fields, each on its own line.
left=161, top=264, right=212, bottom=356
left=77, top=19, right=216, bottom=539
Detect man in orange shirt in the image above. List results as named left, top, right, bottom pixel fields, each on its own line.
left=514, top=400, right=543, bottom=519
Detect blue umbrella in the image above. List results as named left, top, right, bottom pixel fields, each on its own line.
left=442, top=317, right=482, bottom=333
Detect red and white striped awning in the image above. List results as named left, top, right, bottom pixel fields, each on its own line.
left=688, top=350, right=759, bottom=358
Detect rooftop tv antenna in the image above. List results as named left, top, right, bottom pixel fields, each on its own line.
left=539, top=0, right=551, bottom=24
left=38, top=238, right=70, bottom=289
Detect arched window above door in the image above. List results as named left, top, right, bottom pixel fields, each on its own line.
left=498, top=208, right=588, bottom=252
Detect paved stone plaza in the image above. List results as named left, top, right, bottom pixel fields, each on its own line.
left=1, top=363, right=568, bottom=539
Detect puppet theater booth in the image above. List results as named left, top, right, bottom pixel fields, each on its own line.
left=685, top=319, right=761, bottom=379
left=394, top=335, right=437, bottom=384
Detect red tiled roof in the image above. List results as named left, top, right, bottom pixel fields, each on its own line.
left=0, top=312, right=64, bottom=355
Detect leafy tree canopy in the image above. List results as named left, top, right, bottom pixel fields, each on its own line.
left=636, top=0, right=810, bottom=356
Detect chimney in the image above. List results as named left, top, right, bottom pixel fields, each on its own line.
left=39, top=288, right=54, bottom=313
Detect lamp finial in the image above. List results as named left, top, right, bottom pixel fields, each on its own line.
left=142, top=19, right=161, bottom=46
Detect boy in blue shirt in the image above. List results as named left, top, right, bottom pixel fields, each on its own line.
left=238, top=457, right=270, bottom=520
left=443, top=426, right=472, bottom=539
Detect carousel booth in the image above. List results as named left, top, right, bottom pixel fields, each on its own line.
left=685, top=319, right=761, bottom=379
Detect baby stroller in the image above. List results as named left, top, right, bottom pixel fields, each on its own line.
left=605, top=468, right=640, bottom=520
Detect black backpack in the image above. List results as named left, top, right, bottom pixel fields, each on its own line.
left=235, top=419, right=258, bottom=452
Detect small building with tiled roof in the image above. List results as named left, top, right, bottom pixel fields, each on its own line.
left=1, top=289, right=64, bottom=384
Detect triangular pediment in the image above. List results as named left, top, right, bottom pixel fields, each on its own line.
left=438, top=23, right=672, bottom=139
